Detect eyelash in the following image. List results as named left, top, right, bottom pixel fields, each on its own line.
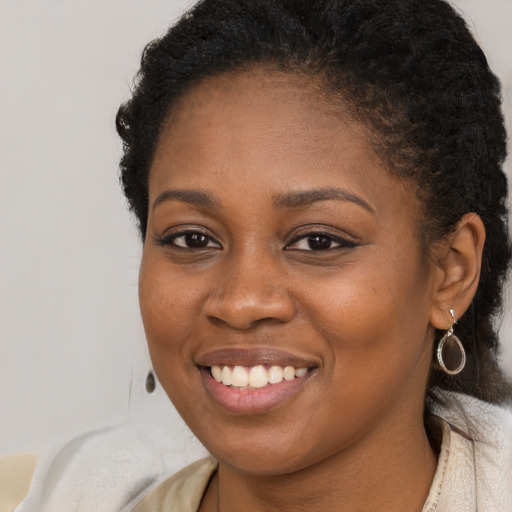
left=155, top=230, right=221, bottom=249
left=286, top=232, right=358, bottom=251
left=155, top=228, right=358, bottom=252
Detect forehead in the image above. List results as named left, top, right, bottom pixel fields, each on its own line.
left=169, top=67, right=348, bottom=120
left=149, top=68, right=416, bottom=221
left=165, top=69, right=362, bottom=157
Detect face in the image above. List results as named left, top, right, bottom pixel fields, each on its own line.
left=139, top=69, right=437, bottom=475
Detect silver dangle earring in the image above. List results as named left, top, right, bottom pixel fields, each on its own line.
left=436, top=308, right=466, bottom=375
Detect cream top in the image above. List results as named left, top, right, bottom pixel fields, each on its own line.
left=131, top=417, right=511, bottom=512
left=6, top=393, right=512, bottom=512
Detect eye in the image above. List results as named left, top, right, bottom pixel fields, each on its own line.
left=287, top=233, right=357, bottom=251
left=156, top=230, right=221, bottom=249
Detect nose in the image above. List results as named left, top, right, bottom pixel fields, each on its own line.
left=202, top=250, right=296, bottom=330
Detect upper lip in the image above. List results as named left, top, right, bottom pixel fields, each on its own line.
left=195, top=347, right=321, bottom=368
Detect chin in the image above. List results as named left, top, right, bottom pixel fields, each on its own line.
left=199, top=425, right=329, bottom=476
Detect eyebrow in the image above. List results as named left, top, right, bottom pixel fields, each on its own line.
left=273, top=187, right=375, bottom=213
left=152, top=186, right=374, bottom=213
left=152, top=189, right=220, bottom=211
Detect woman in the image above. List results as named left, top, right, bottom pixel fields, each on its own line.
left=114, top=0, right=512, bottom=510
left=9, top=0, right=512, bottom=510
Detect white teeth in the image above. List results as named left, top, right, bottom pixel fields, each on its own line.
left=295, top=367, right=308, bottom=378
left=248, top=365, right=268, bottom=388
left=211, top=364, right=310, bottom=388
left=268, top=365, right=283, bottom=384
left=211, top=365, right=222, bottom=382
left=231, top=366, right=249, bottom=387
left=283, top=366, right=295, bottom=381
left=221, top=366, right=232, bottom=386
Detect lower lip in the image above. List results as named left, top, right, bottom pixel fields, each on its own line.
left=199, top=367, right=314, bottom=414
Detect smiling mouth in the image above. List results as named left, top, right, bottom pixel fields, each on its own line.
left=197, top=348, right=319, bottom=412
left=198, top=353, right=318, bottom=413
left=209, top=364, right=311, bottom=389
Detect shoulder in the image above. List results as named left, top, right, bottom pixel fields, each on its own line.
left=0, top=452, right=40, bottom=512
left=9, top=424, right=214, bottom=512
left=465, top=397, right=512, bottom=510
left=12, top=424, right=190, bottom=512
left=429, top=391, right=512, bottom=511
left=429, top=390, right=512, bottom=449
left=132, top=457, right=218, bottom=512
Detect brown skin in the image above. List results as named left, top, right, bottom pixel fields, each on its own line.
left=139, top=68, right=485, bottom=512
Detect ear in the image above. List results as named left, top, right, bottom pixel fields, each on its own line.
left=429, top=213, right=486, bottom=329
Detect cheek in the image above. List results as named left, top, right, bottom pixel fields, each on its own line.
left=303, top=250, right=431, bottom=369
left=138, top=253, right=198, bottom=358
left=138, top=254, right=202, bottom=410
left=293, top=256, right=432, bottom=444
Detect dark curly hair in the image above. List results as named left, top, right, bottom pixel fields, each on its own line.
left=116, top=0, right=511, bottom=407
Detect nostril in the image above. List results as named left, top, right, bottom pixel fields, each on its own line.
left=206, top=312, right=294, bottom=331
left=203, top=291, right=296, bottom=330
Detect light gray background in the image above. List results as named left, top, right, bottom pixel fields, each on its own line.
left=1, top=0, right=511, bottom=456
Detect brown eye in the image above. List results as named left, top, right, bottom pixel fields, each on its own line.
left=156, top=230, right=222, bottom=249
left=182, top=232, right=210, bottom=248
left=287, top=232, right=357, bottom=251
left=306, top=235, right=333, bottom=250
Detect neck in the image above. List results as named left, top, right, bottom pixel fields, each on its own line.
left=201, top=415, right=438, bottom=512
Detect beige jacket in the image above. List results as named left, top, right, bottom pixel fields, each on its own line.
left=131, top=413, right=512, bottom=511
left=3, top=393, right=512, bottom=511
